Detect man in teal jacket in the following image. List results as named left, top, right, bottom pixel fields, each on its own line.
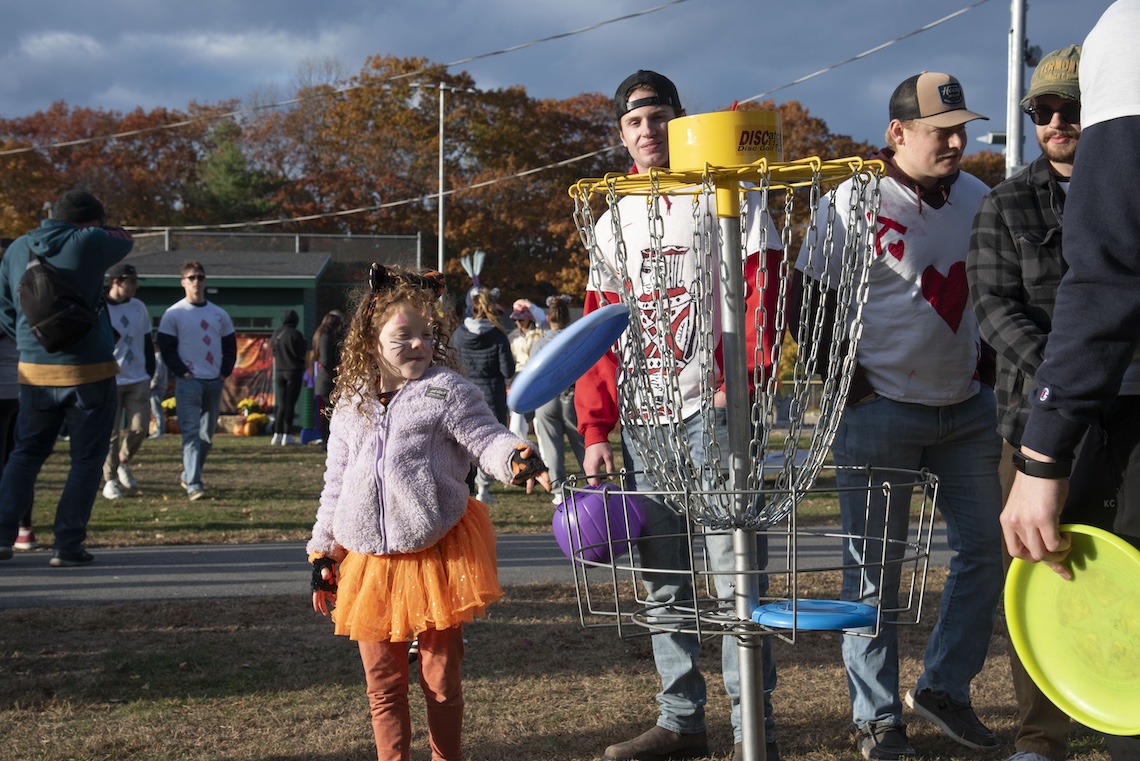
left=0, top=190, right=133, bottom=567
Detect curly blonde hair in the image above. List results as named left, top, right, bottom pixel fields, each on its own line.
left=331, top=267, right=458, bottom=417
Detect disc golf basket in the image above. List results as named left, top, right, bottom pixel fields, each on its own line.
left=563, top=110, right=937, bottom=761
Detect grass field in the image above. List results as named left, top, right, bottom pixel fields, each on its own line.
left=24, top=431, right=845, bottom=547
left=1, top=431, right=1116, bottom=761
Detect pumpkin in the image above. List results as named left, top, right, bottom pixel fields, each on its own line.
left=232, top=423, right=246, bottom=436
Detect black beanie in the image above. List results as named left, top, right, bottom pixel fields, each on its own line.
left=53, top=190, right=106, bottom=224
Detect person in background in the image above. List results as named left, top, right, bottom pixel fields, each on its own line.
left=307, top=265, right=548, bottom=761
left=1001, top=3, right=1140, bottom=758
left=157, top=260, right=236, bottom=502
left=270, top=309, right=308, bottom=446
left=796, top=71, right=1001, bottom=759
left=966, top=45, right=1082, bottom=761
left=512, top=297, right=547, bottom=330
left=453, top=288, right=515, bottom=504
left=311, top=309, right=344, bottom=449
left=0, top=237, right=33, bottom=549
left=506, top=302, right=543, bottom=441
left=529, top=295, right=585, bottom=504
left=0, top=190, right=132, bottom=567
left=148, top=343, right=168, bottom=439
left=101, top=262, right=156, bottom=500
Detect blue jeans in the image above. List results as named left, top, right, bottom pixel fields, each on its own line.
left=622, top=408, right=776, bottom=742
left=0, top=378, right=117, bottom=552
left=175, top=376, right=224, bottom=491
left=832, top=389, right=1002, bottom=728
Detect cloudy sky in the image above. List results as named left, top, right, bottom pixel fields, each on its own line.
left=1, top=0, right=1112, bottom=160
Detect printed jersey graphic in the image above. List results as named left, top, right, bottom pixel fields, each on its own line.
left=875, top=213, right=969, bottom=333
left=629, top=244, right=697, bottom=417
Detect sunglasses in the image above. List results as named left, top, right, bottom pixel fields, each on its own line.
left=183, top=274, right=206, bottom=282
left=1023, top=101, right=1080, bottom=126
left=368, top=263, right=445, bottom=298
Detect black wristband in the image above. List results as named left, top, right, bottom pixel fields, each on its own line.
left=510, top=445, right=548, bottom=485
left=1012, top=451, right=1072, bottom=479
left=311, top=557, right=337, bottom=592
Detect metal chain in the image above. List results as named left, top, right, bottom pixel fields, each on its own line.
left=573, top=158, right=883, bottom=529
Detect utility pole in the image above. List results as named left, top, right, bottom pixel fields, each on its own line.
left=413, top=82, right=479, bottom=273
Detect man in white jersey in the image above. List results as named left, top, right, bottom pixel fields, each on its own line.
left=157, top=260, right=236, bottom=501
left=576, top=70, right=786, bottom=761
left=101, top=262, right=156, bottom=500
left=796, top=72, right=1002, bottom=760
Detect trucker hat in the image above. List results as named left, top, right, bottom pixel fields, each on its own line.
left=889, top=72, right=988, bottom=128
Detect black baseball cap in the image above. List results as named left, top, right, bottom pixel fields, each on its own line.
left=614, top=70, right=683, bottom=122
left=107, top=262, right=138, bottom=280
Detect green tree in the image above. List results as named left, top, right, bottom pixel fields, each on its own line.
left=183, top=119, right=282, bottom=224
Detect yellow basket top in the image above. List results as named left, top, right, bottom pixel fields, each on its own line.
left=569, top=156, right=886, bottom=202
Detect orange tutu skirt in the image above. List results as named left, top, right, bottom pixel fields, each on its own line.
left=331, top=498, right=502, bottom=642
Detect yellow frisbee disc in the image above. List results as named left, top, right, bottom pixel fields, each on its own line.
left=1005, top=523, right=1140, bottom=735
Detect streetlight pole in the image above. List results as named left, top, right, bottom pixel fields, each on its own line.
left=438, top=86, right=446, bottom=274
left=1007, top=0, right=1027, bottom=177
left=414, top=83, right=478, bottom=274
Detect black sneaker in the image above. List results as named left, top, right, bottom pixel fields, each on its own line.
left=50, top=548, right=94, bottom=567
left=905, top=688, right=997, bottom=749
left=856, top=722, right=916, bottom=760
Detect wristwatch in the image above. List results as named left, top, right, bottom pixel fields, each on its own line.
left=1011, top=450, right=1072, bottom=479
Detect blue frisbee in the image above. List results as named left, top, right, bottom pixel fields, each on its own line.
left=751, top=599, right=878, bottom=630
left=508, top=303, right=630, bottom=414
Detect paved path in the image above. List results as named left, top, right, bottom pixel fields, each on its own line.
left=0, top=527, right=950, bottom=610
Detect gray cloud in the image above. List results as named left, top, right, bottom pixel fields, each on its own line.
left=0, top=0, right=1111, bottom=157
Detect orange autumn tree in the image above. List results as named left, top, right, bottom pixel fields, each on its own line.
left=0, top=102, right=220, bottom=229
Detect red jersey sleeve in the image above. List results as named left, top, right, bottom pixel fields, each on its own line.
left=574, top=288, right=622, bottom=447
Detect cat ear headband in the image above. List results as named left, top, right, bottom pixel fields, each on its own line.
left=369, top=263, right=446, bottom=299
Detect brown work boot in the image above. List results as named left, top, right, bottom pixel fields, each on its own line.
left=603, top=726, right=709, bottom=761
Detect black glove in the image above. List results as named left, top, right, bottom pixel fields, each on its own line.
left=311, top=557, right=337, bottom=593
left=510, top=444, right=548, bottom=485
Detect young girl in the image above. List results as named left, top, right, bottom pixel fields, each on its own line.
left=307, top=265, right=550, bottom=761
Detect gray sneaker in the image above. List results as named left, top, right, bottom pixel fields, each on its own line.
left=856, top=722, right=916, bottom=760
left=905, top=688, right=997, bottom=749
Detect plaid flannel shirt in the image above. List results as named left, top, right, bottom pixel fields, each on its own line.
left=966, top=154, right=1067, bottom=445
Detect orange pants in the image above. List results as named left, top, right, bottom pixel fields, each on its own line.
left=358, top=626, right=465, bottom=761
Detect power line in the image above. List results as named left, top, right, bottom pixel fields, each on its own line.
left=130, top=0, right=992, bottom=231
left=0, top=0, right=695, bottom=158
left=133, top=146, right=618, bottom=231
left=737, top=0, right=992, bottom=105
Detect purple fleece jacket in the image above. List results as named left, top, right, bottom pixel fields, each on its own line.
left=306, top=366, right=527, bottom=558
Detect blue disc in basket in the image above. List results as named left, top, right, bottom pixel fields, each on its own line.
left=508, top=303, right=630, bottom=414
left=751, top=599, right=877, bottom=630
